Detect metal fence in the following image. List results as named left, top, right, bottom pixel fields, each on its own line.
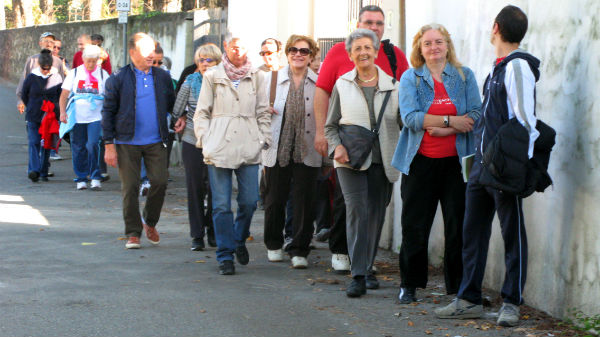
left=318, top=37, right=346, bottom=59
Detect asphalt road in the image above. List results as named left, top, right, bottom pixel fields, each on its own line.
left=0, top=79, right=546, bottom=337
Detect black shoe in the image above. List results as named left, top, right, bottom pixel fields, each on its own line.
left=190, top=238, right=205, bottom=251
left=47, top=172, right=54, bottom=177
left=207, top=231, right=217, bottom=248
left=398, top=287, right=417, bottom=304
left=218, top=260, right=235, bottom=275
left=314, top=228, right=331, bottom=242
left=235, top=245, right=249, bottom=265
left=100, top=174, right=110, bottom=182
left=40, top=176, right=49, bottom=182
left=365, top=274, right=379, bottom=290
left=346, top=276, right=366, bottom=298
left=28, top=171, right=39, bottom=182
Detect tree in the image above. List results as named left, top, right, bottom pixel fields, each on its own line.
left=22, top=0, right=33, bottom=26
left=1, top=3, right=6, bottom=30
left=39, top=0, right=53, bottom=24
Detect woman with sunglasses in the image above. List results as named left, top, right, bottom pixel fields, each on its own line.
left=262, top=35, right=322, bottom=268
left=172, top=43, right=222, bottom=251
left=324, top=29, right=401, bottom=297
left=21, top=49, right=63, bottom=182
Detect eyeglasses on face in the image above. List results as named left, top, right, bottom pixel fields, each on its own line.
left=287, top=47, right=311, bottom=56
left=53, top=46, right=61, bottom=50
left=259, top=51, right=274, bottom=56
left=199, top=58, right=215, bottom=63
left=362, top=20, right=385, bottom=26
left=153, top=60, right=163, bottom=65
left=41, top=66, right=51, bottom=71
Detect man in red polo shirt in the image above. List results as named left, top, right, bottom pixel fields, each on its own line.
left=313, top=5, right=409, bottom=281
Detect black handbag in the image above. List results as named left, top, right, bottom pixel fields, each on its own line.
left=337, top=87, right=393, bottom=170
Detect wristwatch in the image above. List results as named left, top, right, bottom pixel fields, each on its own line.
left=443, top=115, right=450, bottom=127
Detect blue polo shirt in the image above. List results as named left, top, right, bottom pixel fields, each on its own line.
left=116, top=67, right=162, bottom=145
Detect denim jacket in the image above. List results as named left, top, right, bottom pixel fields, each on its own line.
left=391, top=63, right=482, bottom=174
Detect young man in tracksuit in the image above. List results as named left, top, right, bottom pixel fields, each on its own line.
left=435, top=5, right=540, bottom=327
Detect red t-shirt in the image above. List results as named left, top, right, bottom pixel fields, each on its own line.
left=72, top=50, right=112, bottom=74
left=316, top=42, right=409, bottom=94
left=418, top=78, right=458, bottom=158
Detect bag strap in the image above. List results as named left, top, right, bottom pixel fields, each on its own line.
left=381, top=40, right=398, bottom=80
left=373, top=79, right=395, bottom=134
left=269, top=70, right=278, bottom=107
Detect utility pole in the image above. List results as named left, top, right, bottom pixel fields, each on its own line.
left=117, top=0, right=130, bottom=67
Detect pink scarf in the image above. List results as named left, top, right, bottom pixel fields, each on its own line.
left=85, top=65, right=98, bottom=86
left=221, top=54, right=252, bottom=81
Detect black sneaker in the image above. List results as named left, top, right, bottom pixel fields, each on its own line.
left=235, top=245, right=250, bottom=265
left=365, top=274, right=379, bottom=290
left=100, top=173, right=110, bottom=182
left=218, top=260, right=235, bottom=275
left=191, top=238, right=205, bottom=251
left=398, top=287, right=417, bottom=304
left=28, top=171, right=39, bottom=182
left=346, top=276, right=366, bottom=298
left=40, top=176, right=49, bottom=182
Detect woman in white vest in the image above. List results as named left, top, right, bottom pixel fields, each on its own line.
left=262, top=35, right=322, bottom=269
left=324, top=29, right=401, bottom=298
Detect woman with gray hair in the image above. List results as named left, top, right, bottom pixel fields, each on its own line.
left=324, top=29, right=401, bottom=297
left=172, top=43, right=222, bottom=251
left=59, top=44, right=109, bottom=190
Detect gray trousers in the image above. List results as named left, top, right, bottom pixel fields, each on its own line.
left=336, top=164, right=392, bottom=277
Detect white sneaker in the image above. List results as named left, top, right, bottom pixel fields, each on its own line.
left=139, top=181, right=151, bottom=196
left=291, top=256, right=308, bottom=269
left=49, top=153, right=63, bottom=161
left=497, top=303, right=520, bottom=327
left=90, top=179, right=102, bottom=190
left=267, top=249, right=283, bottom=262
left=332, top=254, right=350, bottom=273
left=76, top=181, right=88, bottom=190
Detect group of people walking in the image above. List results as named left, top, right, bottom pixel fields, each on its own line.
left=17, top=4, right=542, bottom=328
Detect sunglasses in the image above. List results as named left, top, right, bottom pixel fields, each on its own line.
left=199, top=58, right=215, bottom=63
left=53, top=46, right=61, bottom=50
left=153, top=60, right=163, bottom=65
left=287, top=47, right=311, bottom=56
left=259, top=51, right=275, bottom=56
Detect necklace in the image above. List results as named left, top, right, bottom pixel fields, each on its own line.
left=357, top=73, right=377, bottom=83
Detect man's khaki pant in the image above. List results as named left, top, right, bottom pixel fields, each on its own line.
left=116, top=142, right=168, bottom=237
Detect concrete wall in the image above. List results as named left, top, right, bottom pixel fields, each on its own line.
left=0, top=12, right=193, bottom=84
left=395, top=0, right=600, bottom=318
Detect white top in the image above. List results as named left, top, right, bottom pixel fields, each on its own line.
left=61, top=65, right=108, bottom=123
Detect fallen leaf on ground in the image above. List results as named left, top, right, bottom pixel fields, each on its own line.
left=425, top=330, right=432, bottom=335
left=327, top=328, right=336, bottom=331
left=117, top=237, right=127, bottom=240
left=39, top=228, right=44, bottom=231
left=195, top=260, right=206, bottom=263
left=407, top=321, right=414, bottom=327
left=199, top=309, right=206, bottom=313
left=81, top=242, right=96, bottom=246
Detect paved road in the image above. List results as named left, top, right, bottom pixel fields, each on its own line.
left=0, top=79, right=546, bottom=337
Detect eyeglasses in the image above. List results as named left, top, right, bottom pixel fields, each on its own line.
left=199, top=58, right=215, bottom=63
left=287, top=47, right=311, bottom=56
left=153, top=60, right=163, bottom=65
left=53, top=46, right=61, bottom=50
left=259, top=51, right=275, bottom=56
left=362, top=20, right=385, bottom=27
left=40, top=66, right=51, bottom=71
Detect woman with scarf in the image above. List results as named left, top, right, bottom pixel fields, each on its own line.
left=172, top=43, right=222, bottom=251
left=59, top=44, right=109, bottom=190
left=194, top=35, right=271, bottom=276
left=261, top=35, right=322, bottom=268
left=21, top=49, right=63, bottom=182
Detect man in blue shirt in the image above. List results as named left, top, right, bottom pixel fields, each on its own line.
left=102, top=33, right=175, bottom=249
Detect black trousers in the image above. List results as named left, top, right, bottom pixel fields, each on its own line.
left=457, top=163, right=527, bottom=306
left=181, top=142, right=213, bottom=240
left=328, top=170, right=349, bottom=254
left=264, top=162, right=318, bottom=257
left=399, top=154, right=465, bottom=293
left=314, top=167, right=334, bottom=232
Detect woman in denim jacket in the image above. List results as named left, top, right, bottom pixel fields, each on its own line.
left=391, top=24, right=481, bottom=304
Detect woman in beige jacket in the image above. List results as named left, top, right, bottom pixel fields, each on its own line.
left=193, top=35, right=271, bottom=276
left=324, top=29, right=401, bottom=297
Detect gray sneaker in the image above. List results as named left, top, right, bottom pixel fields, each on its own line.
left=435, top=298, right=483, bottom=319
left=497, top=303, right=520, bottom=327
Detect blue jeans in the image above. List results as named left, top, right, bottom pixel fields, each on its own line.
left=26, top=121, right=50, bottom=177
left=70, top=121, right=102, bottom=182
left=140, top=158, right=148, bottom=182
left=207, top=164, right=259, bottom=262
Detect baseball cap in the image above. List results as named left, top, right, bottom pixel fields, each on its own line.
left=40, top=32, right=56, bottom=40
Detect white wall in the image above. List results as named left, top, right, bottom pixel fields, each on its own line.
left=398, top=0, right=600, bottom=317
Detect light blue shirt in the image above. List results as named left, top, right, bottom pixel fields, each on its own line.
left=116, top=67, right=161, bottom=145
left=391, top=63, right=482, bottom=175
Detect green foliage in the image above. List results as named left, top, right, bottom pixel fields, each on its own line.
left=566, top=308, right=600, bottom=337
left=140, top=10, right=160, bottom=18
left=54, top=0, right=70, bottom=22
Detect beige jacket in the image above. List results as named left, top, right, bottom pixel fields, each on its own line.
left=324, top=66, right=401, bottom=182
left=262, top=66, right=322, bottom=168
left=194, top=63, right=271, bottom=169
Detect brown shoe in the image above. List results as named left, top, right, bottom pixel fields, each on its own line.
left=125, top=237, right=141, bottom=249
left=143, top=222, right=160, bottom=245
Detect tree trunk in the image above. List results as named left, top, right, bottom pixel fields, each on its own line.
left=11, top=0, right=23, bottom=27
left=152, top=0, right=163, bottom=11
left=39, top=0, right=53, bottom=24
left=0, top=3, right=6, bottom=30
left=181, top=0, right=195, bottom=11
left=89, top=0, right=101, bottom=20
left=143, top=0, right=152, bottom=12
left=22, top=0, right=33, bottom=26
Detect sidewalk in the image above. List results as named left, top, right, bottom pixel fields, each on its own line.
left=0, top=80, right=564, bottom=337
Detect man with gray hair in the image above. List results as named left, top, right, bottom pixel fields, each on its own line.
left=16, top=32, right=67, bottom=114
left=194, top=34, right=270, bottom=275
left=312, top=4, right=409, bottom=282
